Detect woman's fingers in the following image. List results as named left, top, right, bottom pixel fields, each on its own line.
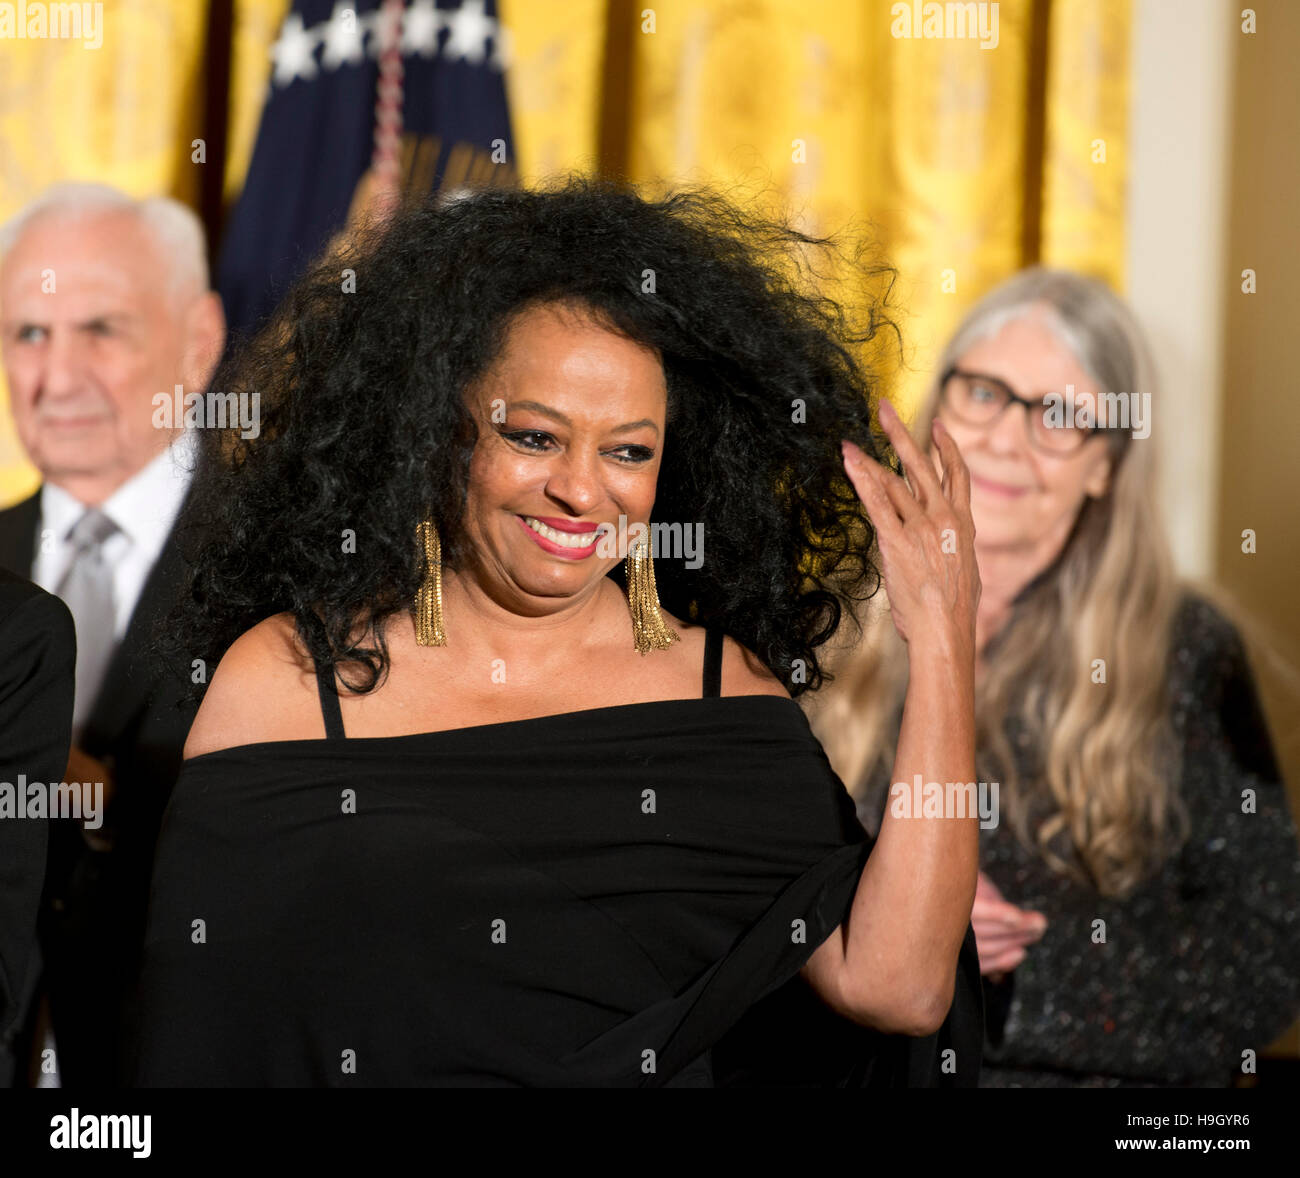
left=931, top=416, right=972, bottom=509
left=843, top=440, right=922, bottom=528
left=878, top=398, right=943, bottom=506
left=845, top=438, right=923, bottom=526
left=975, top=924, right=1046, bottom=954
left=928, top=430, right=947, bottom=492
left=873, top=459, right=925, bottom=525
left=972, top=894, right=1031, bottom=923
left=841, top=441, right=904, bottom=540
left=974, top=922, right=1045, bottom=950
left=981, top=945, right=1027, bottom=975
left=973, top=898, right=1047, bottom=948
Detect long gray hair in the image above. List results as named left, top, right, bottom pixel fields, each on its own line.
left=808, top=267, right=1189, bottom=897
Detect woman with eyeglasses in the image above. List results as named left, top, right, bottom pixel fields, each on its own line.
left=807, top=266, right=1300, bottom=1087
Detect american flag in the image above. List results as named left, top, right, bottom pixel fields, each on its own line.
left=217, top=0, right=517, bottom=338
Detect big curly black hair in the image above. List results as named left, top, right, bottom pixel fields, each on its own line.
left=162, top=175, right=901, bottom=702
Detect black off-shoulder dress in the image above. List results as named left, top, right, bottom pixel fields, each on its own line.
left=127, top=628, right=982, bottom=1087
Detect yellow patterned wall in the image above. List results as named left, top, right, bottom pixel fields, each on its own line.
left=0, top=0, right=1130, bottom=504
left=1041, top=0, right=1129, bottom=284
left=501, top=0, right=1130, bottom=415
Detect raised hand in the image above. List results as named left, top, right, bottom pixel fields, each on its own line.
left=841, top=398, right=980, bottom=655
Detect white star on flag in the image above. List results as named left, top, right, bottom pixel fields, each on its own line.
left=443, top=0, right=494, bottom=67
left=271, top=13, right=320, bottom=87
left=403, top=0, right=443, bottom=57
left=320, top=2, right=367, bottom=69
left=270, top=0, right=508, bottom=86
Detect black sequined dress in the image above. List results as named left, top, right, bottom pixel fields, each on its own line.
left=857, top=594, right=1300, bottom=1087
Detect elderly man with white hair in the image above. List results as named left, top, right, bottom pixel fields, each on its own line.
left=0, top=183, right=225, bottom=1087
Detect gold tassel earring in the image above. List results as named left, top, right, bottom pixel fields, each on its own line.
left=414, top=519, right=447, bottom=646
left=625, top=530, right=679, bottom=654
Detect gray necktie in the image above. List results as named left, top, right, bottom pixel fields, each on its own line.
left=55, top=508, right=120, bottom=741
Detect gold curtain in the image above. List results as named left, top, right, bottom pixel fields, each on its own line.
left=0, top=0, right=1129, bottom=504
left=1040, top=0, right=1129, bottom=283
left=501, top=0, right=1130, bottom=410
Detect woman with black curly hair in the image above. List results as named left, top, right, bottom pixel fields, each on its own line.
left=128, top=177, right=984, bottom=1087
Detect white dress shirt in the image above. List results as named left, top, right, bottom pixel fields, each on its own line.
left=32, top=430, right=197, bottom=638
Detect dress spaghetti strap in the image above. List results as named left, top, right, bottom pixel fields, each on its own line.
left=314, top=659, right=346, bottom=739
left=315, top=631, right=722, bottom=735
left=702, top=627, right=723, bottom=698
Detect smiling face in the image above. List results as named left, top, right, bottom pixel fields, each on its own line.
left=457, top=301, right=667, bottom=616
left=936, top=310, right=1115, bottom=555
left=0, top=208, right=219, bottom=502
